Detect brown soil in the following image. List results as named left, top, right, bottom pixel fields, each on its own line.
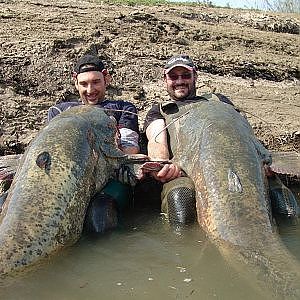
left=0, top=0, right=299, bottom=155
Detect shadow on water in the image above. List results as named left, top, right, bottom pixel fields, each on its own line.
left=0, top=186, right=299, bottom=300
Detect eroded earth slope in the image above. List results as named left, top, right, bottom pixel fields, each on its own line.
left=0, top=0, right=299, bottom=154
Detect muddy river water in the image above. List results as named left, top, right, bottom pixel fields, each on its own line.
left=0, top=188, right=299, bottom=300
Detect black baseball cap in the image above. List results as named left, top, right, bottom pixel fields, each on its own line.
left=164, top=54, right=197, bottom=74
left=74, top=54, right=105, bottom=74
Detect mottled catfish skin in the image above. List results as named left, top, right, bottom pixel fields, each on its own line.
left=168, top=100, right=300, bottom=299
left=0, top=106, right=125, bottom=277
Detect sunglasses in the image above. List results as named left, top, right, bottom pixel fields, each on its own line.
left=166, top=73, right=193, bottom=81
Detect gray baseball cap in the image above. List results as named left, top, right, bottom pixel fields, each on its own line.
left=164, top=55, right=197, bottom=74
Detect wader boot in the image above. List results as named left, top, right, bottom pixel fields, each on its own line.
left=269, top=174, right=300, bottom=218
left=161, top=176, right=196, bottom=224
left=84, top=179, right=133, bottom=234
left=84, top=192, right=118, bottom=234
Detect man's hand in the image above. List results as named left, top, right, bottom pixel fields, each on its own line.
left=154, top=163, right=181, bottom=183
left=141, top=161, right=182, bottom=183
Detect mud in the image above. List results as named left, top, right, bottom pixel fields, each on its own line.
left=0, top=0, right=299, bottom=155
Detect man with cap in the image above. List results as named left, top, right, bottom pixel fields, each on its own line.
left=142, top=54, right=235, bottom=224
left=143, top=54, right=299, bottom=224
left=48, top=54, right=139, bottom=155
left=48, top=54, right=140, bottom=233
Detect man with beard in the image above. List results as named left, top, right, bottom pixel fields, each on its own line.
left=142, top=55, right=223, bottom=224
left=142, top=54, right=298, bottom=224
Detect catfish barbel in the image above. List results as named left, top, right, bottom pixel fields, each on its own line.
left=162, top=96, right=300, bottom=299
left=0, top=105, right=126, bottom=277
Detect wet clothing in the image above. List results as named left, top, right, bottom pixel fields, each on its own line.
left=48, top=100, right=139, bottom=150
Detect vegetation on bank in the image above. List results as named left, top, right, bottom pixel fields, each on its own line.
left=91, top=0, right=300, bottom=13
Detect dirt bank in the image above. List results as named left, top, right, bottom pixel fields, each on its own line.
left=0, top=0, right=299, bottom=155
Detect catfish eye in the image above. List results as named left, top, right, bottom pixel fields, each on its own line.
left=36, top=151, right=51, bottom=173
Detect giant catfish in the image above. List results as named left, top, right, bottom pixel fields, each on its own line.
left=0, top=105, right=126, bottom=277
left=162, top=95, right=300, bottom=299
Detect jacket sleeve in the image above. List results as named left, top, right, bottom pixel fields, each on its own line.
left=47, top=102, right=80, bottom=123
left=47, top=105, right=63, bottom=123
left=143, top=103, right=162, bottom=132
left=118, top=101, right=139, bottom=133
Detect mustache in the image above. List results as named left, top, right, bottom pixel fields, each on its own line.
left=174, top=84, right=188, bottom=88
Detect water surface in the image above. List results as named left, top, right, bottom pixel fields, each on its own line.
left=1, top=188, right=299, bottom=300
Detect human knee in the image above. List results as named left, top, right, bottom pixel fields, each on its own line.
left=84, top=192, right=118, bottom=234
left=166, top=186, right=196, bottom=224
left=269, top=175, right=300, bottom=218
left=162, top=177, right=196, bottom=224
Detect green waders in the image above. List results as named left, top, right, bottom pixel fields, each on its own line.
left=84, top=179, right=133, bottom=233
